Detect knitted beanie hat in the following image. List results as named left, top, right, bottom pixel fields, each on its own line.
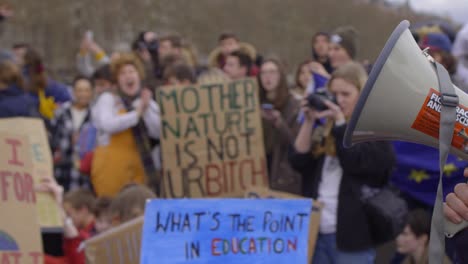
left=331, top=26, right=359, bottom=59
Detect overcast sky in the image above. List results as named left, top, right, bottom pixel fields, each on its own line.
left=389, top=0, right=468, bottom=24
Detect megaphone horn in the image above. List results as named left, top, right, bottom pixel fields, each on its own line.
left=343, top=20, right=468, bottom=237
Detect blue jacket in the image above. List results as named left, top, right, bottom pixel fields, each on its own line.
left=392, top=141, right=467, bottom=206
left=28, top=78, right=72, bottom=106
left=0, top=84, right=38, bottom=118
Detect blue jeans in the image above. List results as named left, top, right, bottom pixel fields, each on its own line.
left=312, top=233, right=376, bottom=264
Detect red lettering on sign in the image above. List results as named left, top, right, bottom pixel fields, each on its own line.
left=0, top=171, right=36, bottom=203
left=28, top=252, right=42, bottom=264
left=211, top=238, right=222, bottom=256
left=5, top=138, right=24, bottom=167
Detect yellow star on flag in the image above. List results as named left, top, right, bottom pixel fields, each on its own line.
left=443, top=163, right=457, bottom=177
left=409, top=170, right=430, bottom=183
left=38, top=90, right=57, bottom=120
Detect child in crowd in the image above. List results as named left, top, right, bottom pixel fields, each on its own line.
left=109, top=184, right=156, bottom=225
left=396, top=209, right=451, bottom=264
left=62, top=189, right=96, bottom=264
left=92, top=196, right=113, bottom=234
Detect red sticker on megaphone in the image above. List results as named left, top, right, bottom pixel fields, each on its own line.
left=412, top=88, right=468, bottom=152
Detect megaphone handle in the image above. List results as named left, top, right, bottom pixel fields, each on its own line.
left=445, top=220, right=468, bottom=238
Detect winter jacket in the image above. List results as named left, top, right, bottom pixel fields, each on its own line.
left=29, top=78, right=72, bottom=106
left=263, top=95, right=302, bottom=194
left=0, top=84, right=38, bottom=118
left=50, top=102, right=92, bottom=191
left=289, top=124, right=395, bottom=251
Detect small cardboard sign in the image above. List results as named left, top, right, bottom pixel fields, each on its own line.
left=85, top=216, right=144, bottom=264
left=0, top=118, right=63, bottom=230
left=245, top=187, right=322, bottom=263
left=140, top=199, right=312, bottom=264
left=158, top=78, right=268, bottom=198
left=0, top=133, right=43, bottom=263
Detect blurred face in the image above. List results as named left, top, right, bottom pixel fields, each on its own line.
left=396, top=225, right=427, bottom=255
left=329, top=43, right=352, bottom=69
left=260, top=62, right=281, bottom=93
left=73, top=79, right=93, bottom=107
left=298, top=64, right=312, bottom=89
left=117, top=64, right=141, bottom=97
left=223, top=55, right=246, bottom=80
left=12, top=47, right=27, bottom=66
left=220, top=38, right=240, bottom=56
left=313, top=35, right=330, bottom=58
left=143, top=32, right=157, bottom=43
left=95, top=214, right=112, bottom=234
left=63, top=202, right=89, bottom=229
left=329, top=78, right=360, bottom=118
left=94, top=79, right=113, bottom=96
left=167, top=76, right=191, bottom=86
left=159, top=40, right=179, bottom=60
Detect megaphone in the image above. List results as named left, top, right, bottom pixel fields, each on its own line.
left=344, top=20, right=468, bottom=237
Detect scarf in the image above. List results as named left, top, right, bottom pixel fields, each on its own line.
left=119, top=91, right=161, bottom=196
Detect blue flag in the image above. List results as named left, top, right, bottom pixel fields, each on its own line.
left=391, top=141, right=467, bottom=206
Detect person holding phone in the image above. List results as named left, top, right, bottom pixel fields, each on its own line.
left=77, top=30, right=110, bottom=78
left=289, top=62, right=395, bottom=264
left=258, top=58, right=302, bottom=194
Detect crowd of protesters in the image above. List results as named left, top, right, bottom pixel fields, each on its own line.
left=2, top=2, right=468, bottom=263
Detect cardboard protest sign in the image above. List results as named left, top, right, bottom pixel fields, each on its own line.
left=0, top=118, right=63, bottom=230
left=85, top=216, right=144, bottom=264
left=0, top=133, right=43, bottom=263
left=245, top=187, right=322, bottom=262
left=141, top=199, right=312, bottom=264
left=158, top=78, right=268, bottom=198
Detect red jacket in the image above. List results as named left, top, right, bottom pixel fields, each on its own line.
left=63, top=221, right=95, bottom=264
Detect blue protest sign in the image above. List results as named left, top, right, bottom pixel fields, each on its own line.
left=141, top=199, right=312, bottom=264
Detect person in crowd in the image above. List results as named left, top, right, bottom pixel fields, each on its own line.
left=420, top=32, right=467, bottom=91
left=312, top=32, right=333, bottom=74
left=197, top=67, right=230, bottom=85
left=289, top=62, right=395, bottom=264
left=0, top=1, right=13, bottom=36
left=62, top=189, right=97, bottom=263
left=75, top=65, right=114, bottom=177
left=208, top=32, right=261, bottom=76
left=109, top=184, right=156, bottom=225
left=223, top=50, right=252, bottom=80
left=76, top=32, right=110, bottom=78
left=131, top=31, right=159, bottom=87
left=93, top=196, right=113, bottom=234
left=292, top=60, right=313, bottom=99
left=36, top=177, right=95, bottom=264
left=91, top=64, right=114, bottom=96
left=396, top=209, right=451, bottom=264
left=329, top=26, right=358, bottom=71
left=12, top=42, right=28, bottom=66
left=258, top=58, right=302, bottom=194
left=163, top=62, right=196, bottom=86
left=0, top=54, right=38, bottom=117
left=91, top=53, right=161, bottom=197
left=158, top=34, right=183, bottom=64
left=51, top=76, right=94, bottom=192
left=158, top=34, right=199, bottom=81
left=22, top=47, right=71, bottom=120
left=452, top=23, right=468, bottom=91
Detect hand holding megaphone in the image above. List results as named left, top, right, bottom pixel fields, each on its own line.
left=444, top=169, right=468, bottom=236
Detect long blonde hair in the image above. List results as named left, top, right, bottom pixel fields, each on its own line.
left=312, top=62, right=368, bottom=157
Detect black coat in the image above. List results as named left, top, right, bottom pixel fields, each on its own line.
left=289, top=124, right=395, bottom=252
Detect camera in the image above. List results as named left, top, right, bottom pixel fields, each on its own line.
left=306, top=90, right=337, bottom=111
